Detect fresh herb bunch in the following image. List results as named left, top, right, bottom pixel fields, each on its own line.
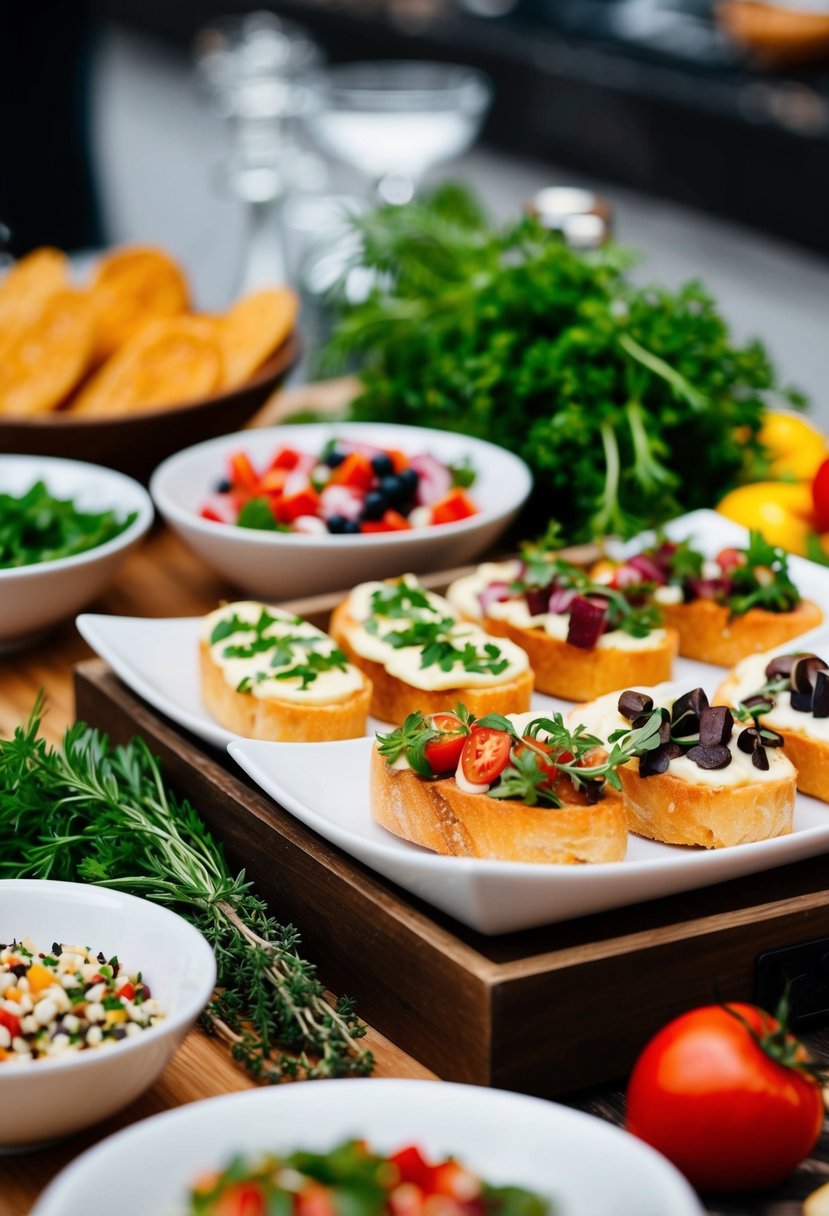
left=0, top=481, right=137, bottom=568
left=0, top=703, right=372, bottom=1082
left=323, top=186, right=804, bottom=540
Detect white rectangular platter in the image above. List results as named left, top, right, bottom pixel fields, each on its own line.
left=80, top=509, right=829, bottom=935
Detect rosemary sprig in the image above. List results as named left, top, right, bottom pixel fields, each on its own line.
left=0, top=701, right=373, bottom=1082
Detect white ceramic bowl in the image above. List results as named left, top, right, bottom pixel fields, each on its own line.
left=33, top=1079, right=704, bottom=1216
left=149, top=423, right=532, bottom=599
left=0, top=455, right=153, bottom=652
left=0, top=880, right=216, bottom=1149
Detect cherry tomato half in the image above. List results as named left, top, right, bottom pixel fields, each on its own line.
left=626, top=1002, right=823, bottom=1191
left=423, top=713, right=468, bottom=775
left=460, top=728, right=511, bottom=785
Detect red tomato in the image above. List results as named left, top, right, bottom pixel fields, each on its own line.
left=813, top=457, right=829, bottom=533
left=389, top=1144, right=436, bottom=1190
left=0, top=1009, right=21, bottom=1039
left=423, top=713, right=468, bottom=774
left=268, top=447, right=302, bottom=471
left=296, top=1184, right=337, bottom=1216
left=460, top=728, right=511, bottom=785
left=330, top=452, right=374, bottom=492
left=116, top=981, right=136, bottom=1001
left=212, top=1183, right=266, bottom=1216
left=257, top=469, right=288, bottom=496
left=514, top=738, right=573, bottom=785
left=626, top=1002, right=823, bottom=1191
left=716, top=547, right=746, bottom=574
left=360, top=510, right=412, bottom=534
left=275, top=487, right=321, bottom=525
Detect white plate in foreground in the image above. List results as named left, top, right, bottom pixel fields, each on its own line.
left=32, top=1079, right=703, bottom=1216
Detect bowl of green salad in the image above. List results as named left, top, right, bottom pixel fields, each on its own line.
left=0, top=455, right=153, bottom=651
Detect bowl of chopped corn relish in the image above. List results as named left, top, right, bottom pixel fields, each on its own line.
left=0, top=880, right=216, bottom=1149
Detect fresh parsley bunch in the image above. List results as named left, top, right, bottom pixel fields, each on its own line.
left=324, top=186, right=804, bottom=541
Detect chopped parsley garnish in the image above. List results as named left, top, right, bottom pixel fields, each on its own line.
left=365, top=582, right=512, bottom=674
left=210, top=607, right=349, bottom=692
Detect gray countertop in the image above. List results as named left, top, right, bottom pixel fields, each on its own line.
left=92, top=23, right=829, bottom=424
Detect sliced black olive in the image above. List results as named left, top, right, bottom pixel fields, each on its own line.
left=686, top=744, right=732, bottom=770
left=699, top=705, right=734, bottom=747
left=765, top=655, right=795, bottom=681
left=618, top=690, right=655, bottom=721
left=752, top=746, right=770, bottom=771
left=791, top=690, right=814, bottom=713
left=738, top=728, right=761, bottom=753
left=741, top=694, right=775, bottom=714
left=791, top=654, right=829, bottom=695
left=583, top=779, right=604, bottom=804
left=671, top=688, right=709, bottom=725
left=639, top=741, right=683, bottom=777
left=813, top=670, right=829, bottom=719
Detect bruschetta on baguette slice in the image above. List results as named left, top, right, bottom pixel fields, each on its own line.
left=716, top=650, right=829, bottom=803
left=446, top=547, right=677, bottom=702
left=201, top=601, right=372, bottom=741
left=370, top=704, right=665, bottom=863
left=591, top=530, right=822, bottom=668
left=329, top=575, right=533, bottom=723
left=572, top=684, right=797, bottom=847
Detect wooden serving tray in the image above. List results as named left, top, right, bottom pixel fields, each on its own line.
left=75, top=658, right=829, bottom=1098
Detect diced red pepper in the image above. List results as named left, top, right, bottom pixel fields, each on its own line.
left=389, top=1145, right=436, bottom=1191
left=360, top=509, right=412, bottom=534
left=330, top=452, right=374, bottom=492
left=200, top=497, right=236, bottom=525
left=116, top=981, right=136, bottom=1001
left=388, top=449, right=410, bottom=474
left=0, top=1009, right=21, bottom=1039
left=228, top=452, right=259, bottom=489
left=275, top=486, right=321, bottom=524
left=257, top=469, right=288, bottom=496
left=296, top=1184, right=337, bottom=1216
left=431, top=489, right=477, bottom=526
left=268, top=447, right=302, bottom=471
left=211, top=1181, right=266, bottom=1216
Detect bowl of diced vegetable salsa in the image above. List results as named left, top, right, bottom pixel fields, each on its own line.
left=0, top=880, right=216, bottom=1149
left=149, top=423, right=532, bottom=599
left=0, top=454, right=153, bottom=651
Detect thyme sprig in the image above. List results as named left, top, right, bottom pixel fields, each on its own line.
left=0, top=702, right=372, bottom=1082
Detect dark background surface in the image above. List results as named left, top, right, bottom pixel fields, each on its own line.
left=98, top=0, right=829, bottom=254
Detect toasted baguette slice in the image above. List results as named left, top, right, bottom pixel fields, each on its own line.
left=658, top=598, right=822, bottom=668
left=370, top=748, right=627, bottom=863
left=199, top=639, right=371, bottom=741
left=716, top=667, right=829, bottom=803
left=478, top=617, right=678, bottom=703
left=330, top=600, right=533, bottom=723
left=617, top=762, right=796, bottom=848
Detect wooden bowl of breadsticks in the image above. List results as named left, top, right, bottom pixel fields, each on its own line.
left=0, top=245, right=300, bottom=482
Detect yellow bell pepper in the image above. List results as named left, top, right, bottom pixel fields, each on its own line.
left=759, top=411, right=827, bottom=482
left=26, top=963, right=54, bottom=996
left=716, top=481, right=814, bottom=556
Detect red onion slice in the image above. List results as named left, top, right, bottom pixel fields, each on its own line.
left=627, top=554, right=666, bottom=584
left=479, top=582, right=513, bottom=614
left=410, top=453, right=452, bottom=506
left=320, top=484, right=363, bottom=521
left=687, top=577, right=731, bottom=600
left=547, top=586, right=578, bottom=614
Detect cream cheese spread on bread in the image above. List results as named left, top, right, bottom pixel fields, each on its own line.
left=725, top=653, right=829, bottom=743
left=448, top=564, right=669, bottom=652
left=572, top=686, right=794, bottom=787
left=204, top=601, right=364, bottom=705
left=342, top=575, right=529, bottom=691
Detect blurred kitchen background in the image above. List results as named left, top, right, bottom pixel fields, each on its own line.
left=4, top=0, right=829, bottom=409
